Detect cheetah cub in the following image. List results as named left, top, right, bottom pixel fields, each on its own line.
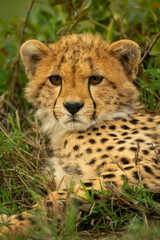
left=0, top=33, right=160, bottom=237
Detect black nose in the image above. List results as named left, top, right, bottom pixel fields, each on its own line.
left=64, top=102, right=84, bottom=115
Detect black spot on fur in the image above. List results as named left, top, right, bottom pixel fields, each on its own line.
left=117, top=140, right=126, bottom=144
left=101, top=125, right=106, bottom=129
left=118, top=147, right=125, bottom=151
left=106, top=146, right=114, bottom=150
left=16, top=214, right=25, bottom=221
left=75, top=153, right=83, bottom=158
left=150, top=146, right=155, bottom=150
left=124, top=137, right=131, bottom=139
left=141, top=127, right=149, bottom=130
left=152, top=158, right=159, bottom=164
left=122, top=119, right=127, bottom=122
left=86, top=148, right=92, bottom=154
left=88, top=159, right=96, bottom=165
left=58, top=55, right=66, bottom=70
left=130, top=147, right=137, bottom=152
left=143, top=165, right=153, bottom=174
left=129, top=119, right=139, bottom=124
left=133, top=171, right=139, bottom=180
left=101, top=154, right=109, bottom=159
left=124, top=166, right=134, bottom=170
left=121, top=125, right=130, bottom=130
left=72, top=64, right=76, bottom=74
left=73, top=145, right=79, bottom=151
left=89, top=139, right=96, bottom=144
left=101, top=138, right=108, bottom=143
left=98, top=161, right=106, bottom=169
left=136, top=139, right=144, bottom=143
left=85, top=57, right=93, bottom=69
left=75, top=168, right=83, bottom=175
left=121, top=174, right=125, bottom=180
left=109, top=125, right=116, bottom=130
left=103, top=173, right=115, bottom=179
left=39, top=82, right=46, bottom=90
left=92, top=127, right=99, bottom=131
left=132, top=130, right=139, bottom=134
left=95, top=47, right=100, bottom=57
left=96, top=148, right=102, bottom=152
left=77, top=135, right=84, bottom=139
left=84, top=182, right=93, bottom=187
left=64, top=140, right=68, bottom=148
left=78, top=130, right=85, bottom=134
left=121, top=157, right=129, bottom=164
left=142, top=150, right=149, bottom=155
left=58, top=192, right=65, bottom=196
left=121, top=132, right=128, bottom=136
left=108, top=81, right=117, bottom=89
left=96, top=132, right=102, bottom=136
left=63, top=165, right=71, bottom=173
left=109, top=134, right=117, bottom=137
left=147, top=118, right=154, bottom=122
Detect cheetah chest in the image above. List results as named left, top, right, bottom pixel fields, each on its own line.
left=50, top=114, right=160, bottom=189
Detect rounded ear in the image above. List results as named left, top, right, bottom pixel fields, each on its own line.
left=107, top=40, right=141, bottom=78
left=20, top=40, right=50, bottom=77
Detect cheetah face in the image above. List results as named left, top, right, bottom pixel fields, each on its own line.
left=20, top=34, right=140, bottom=132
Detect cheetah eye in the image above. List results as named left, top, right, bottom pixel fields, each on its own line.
left=49, top=75, right=62, bottom=86
left=89, top=75, right=103, bottom=85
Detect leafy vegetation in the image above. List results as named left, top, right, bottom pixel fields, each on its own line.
left=0, top=0, right=160, bottom=239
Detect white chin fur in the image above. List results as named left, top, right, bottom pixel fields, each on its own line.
left=36, top=108, right=134, bottom=139
left=61, top=121, right=91, bottom=132
left=35, top=108, right=92, bottom=141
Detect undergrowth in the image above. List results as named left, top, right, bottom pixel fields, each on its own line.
left=0, top=0, right=160, bottom=239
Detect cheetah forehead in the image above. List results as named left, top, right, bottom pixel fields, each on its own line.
left=50, top=34, right=107, bottom=54
left=48, top=34, right=108, bottom=70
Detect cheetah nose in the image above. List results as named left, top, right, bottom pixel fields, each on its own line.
left=63, top=102, right=84, bottom=115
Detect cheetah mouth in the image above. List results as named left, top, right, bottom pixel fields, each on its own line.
left=64, top=115, right=82, bottom=123
left=65, top=119, right=82, bottom=125
left=62, top=116, right=88, bottom=131
left=64, top=119, right=83, bottom=129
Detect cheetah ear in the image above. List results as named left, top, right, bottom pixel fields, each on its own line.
left=20, top=40, right=49, bottom=78
left=107, top=40, right=141, bottom=78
